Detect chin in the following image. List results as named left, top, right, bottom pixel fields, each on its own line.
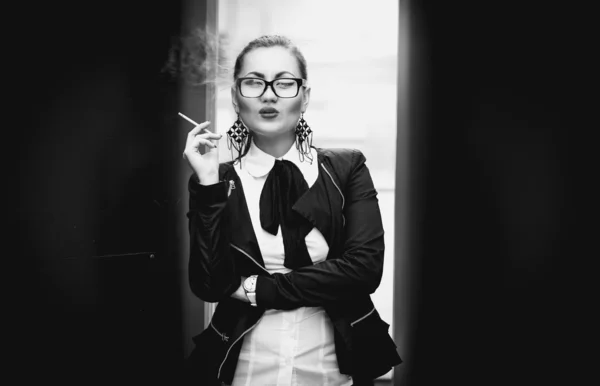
left=250, top=122, right=289, bottom=137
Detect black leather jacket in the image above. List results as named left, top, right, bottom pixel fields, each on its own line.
left=185, top=148, right=402, bottom=385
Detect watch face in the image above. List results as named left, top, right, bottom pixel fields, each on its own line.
left=244, top=277, right=256, bottom=292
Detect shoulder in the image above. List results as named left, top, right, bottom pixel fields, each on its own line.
left=316, top=147, right=368, bottom=190
left=316, top=147, right=366, bottom=169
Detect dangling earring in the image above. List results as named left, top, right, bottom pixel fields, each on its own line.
left=227, top=114, right=249, bottom=163
left=295, top=113, right=313, bottom=163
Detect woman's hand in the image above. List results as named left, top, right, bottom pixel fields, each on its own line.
left=230, top=276, right=249, bottom=303
left=182, top=121, right=222, bottom=185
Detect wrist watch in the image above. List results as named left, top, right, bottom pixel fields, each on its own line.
left=243, top=275, right=258, bottom=307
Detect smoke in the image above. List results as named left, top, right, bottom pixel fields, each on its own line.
left=162, top=27, right=231, bottom=88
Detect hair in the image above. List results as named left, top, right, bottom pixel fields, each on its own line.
left=233, top=35, right=308, bottom=81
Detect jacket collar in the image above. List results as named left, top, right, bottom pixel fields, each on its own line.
left=222, top=149, right=345, bottom=267
left=241, top=139, right=318, bottom=183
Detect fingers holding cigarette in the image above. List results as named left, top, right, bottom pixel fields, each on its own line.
left=190, top=134, right=219, bottom=149
left=179, top=111, right=221, bottom=184
left=179, top=113, right=222, bottom=141
left=189, top=124, right=222, bottom=144
left=188, top=122, right=211, bottom=136
left=178, top=113, right=209, bottom=134
left=180, top=112, right=222, bottom=165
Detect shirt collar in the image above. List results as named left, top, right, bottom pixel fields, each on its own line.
left=243, top=138, right=315, bottom=178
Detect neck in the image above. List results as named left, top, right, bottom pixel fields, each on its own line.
left=253, top=131, right=296, bottom=158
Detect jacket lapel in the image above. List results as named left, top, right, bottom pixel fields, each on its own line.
left=221, top=165, right=266, bottom=268
left=221, top=149, right=345, bottom=268
left=292, top=151, right=345, bottom=259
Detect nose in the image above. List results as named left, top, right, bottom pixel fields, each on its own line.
left=260, top=83, right=278, bottom=102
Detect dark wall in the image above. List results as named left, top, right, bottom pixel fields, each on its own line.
left=398, top=1, right=582, bottom=385
left=15, top=1, right=186, bottom=384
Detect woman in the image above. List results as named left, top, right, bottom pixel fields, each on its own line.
left=182, top=35, right=401, bottom=386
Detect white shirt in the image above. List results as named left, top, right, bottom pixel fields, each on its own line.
left=231, top=140, right=352, bottom=386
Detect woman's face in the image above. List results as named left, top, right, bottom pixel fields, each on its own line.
left=232, top=46, right=310, bottom=139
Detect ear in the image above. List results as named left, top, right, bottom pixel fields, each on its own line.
left=231, top=85, right=239, bottom=113
left=301, top=85, right=311, bottom=114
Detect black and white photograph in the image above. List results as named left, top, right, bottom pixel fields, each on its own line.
left=13, top=0, right=583, bottom=385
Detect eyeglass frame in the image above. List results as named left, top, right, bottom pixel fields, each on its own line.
left=235, top=77, right=308, bottom=98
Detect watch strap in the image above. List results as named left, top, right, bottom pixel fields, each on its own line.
left=244, top=275, right=258, bottom=307
left=246, top=291, right=257, bottom=306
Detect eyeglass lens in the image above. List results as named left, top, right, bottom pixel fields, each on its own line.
left=240, top=79, right=299, bottom=98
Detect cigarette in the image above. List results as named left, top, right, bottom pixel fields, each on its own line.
left=178, top=112, right=200, bottom=126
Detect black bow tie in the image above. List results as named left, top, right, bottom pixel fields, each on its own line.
left=259, top=159, right=314, bottom=270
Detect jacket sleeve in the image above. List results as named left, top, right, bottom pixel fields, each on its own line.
left=255, top=150, right=385, bottom=310
left=187, top=175, right=240, bottom=303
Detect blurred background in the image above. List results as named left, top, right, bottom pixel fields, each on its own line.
left=12, top=0, right=582, bottom=385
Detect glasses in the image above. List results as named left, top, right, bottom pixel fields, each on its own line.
left=236, top=77, right=307, bottom=98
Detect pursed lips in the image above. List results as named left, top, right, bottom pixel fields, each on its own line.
left=259, top=107, right=279, bottom=118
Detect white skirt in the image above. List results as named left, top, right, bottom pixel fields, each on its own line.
left=231, top=307, right=353, bottom=386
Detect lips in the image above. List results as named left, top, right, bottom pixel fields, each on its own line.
left=259, top=107, right=279, bottom=115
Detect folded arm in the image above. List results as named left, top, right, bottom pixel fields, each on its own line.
left=255, top=150, right=385, bottom=310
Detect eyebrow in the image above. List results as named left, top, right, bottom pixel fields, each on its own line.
left=244, top=71, right=297, bottom=78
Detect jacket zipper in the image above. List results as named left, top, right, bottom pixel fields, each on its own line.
left=214, top=244, right=267, bottom=379
left=350, top=307, right=376, bottom=327
left=211, top=321, right=229, bottom=342
left=320, top=164, right=346, bottom=227
left=217, top=316, right=263, bottom=379
left=230, top=243, right=270, bottom=274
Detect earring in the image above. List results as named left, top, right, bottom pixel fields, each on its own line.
left=295, top=113, right=313, bottom=163
left=227, top=114, right=249, bottom=161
